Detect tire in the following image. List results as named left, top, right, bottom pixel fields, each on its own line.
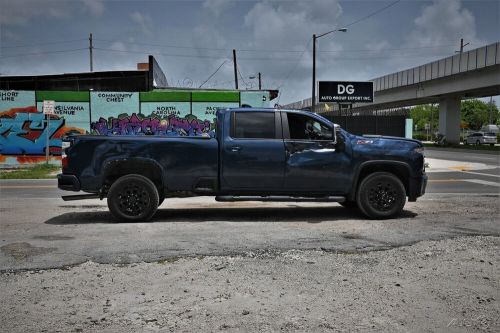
left=356, top=172, right=406, bottom=219
left=476, top=140, right=481, bottom=145
left=107, top=174, right=159, bottom=222
left=490, top=144, right=494, bottom=147
left=464, top=140, right=468, bottom=145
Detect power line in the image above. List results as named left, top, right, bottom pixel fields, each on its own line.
left=275, top=39, right=312, bottom=106
left=96, top=47, right=452, bottom=61
left=237, top=66, right=249, bottom=88
left=199, top=59, right=231, bottom=88
left=342, top=0, right=402, bottom=29
left=94, top=47, right=228, bottom=59
left=94, top=39, right=229, bottom=52
left=0, top=45, right=459, bottom=61
left=0, top=48, right=88, bottom=59
left=277, top=39, right=312, bottom=90
left=0, top=46, right=454, bottom=62
left=318, top=45, right=457, bottom=53
left=0, top=38, right=87, bottom=49
left=93, top=37, right=455, bottom=54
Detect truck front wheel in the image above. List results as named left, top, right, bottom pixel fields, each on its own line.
left=107, top=174, right=159, bottom=222
left=356, top=172, right=406, bottom=219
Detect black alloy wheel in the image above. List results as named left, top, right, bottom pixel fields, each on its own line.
left=107, top=174, right=159, bottom=222
left=356, top=172, right=406, bottom=219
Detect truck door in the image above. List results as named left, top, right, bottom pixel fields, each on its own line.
left=221, top=111, right=285, bottom=190
left=282, top=111, right=351, bottom=193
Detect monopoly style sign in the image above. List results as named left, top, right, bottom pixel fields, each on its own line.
left=319, top=81, right=374, bottom=103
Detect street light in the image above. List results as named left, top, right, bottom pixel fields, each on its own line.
left=312, top=28, right=347, bottom=113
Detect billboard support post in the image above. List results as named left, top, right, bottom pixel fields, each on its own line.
left=42, top=100, right=55, bottom=164
left=45, top=115, right=50, bottom=163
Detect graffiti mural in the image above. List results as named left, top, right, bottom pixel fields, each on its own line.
left=91, top=113, right=213, bottom=136
left=0, top=107, right=85, bottom=156
left=1, top=89, right=271, bottom=166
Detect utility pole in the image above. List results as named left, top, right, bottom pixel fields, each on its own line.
left=489, top=96, right=493, bottom=124
left=312, top=34, right=316, bottom=113
left=233, top=49, right=238, bottom=90
left=456, top=38, right=470, bottom=53
left=89, top=33, right=93, bottom=72
left=258, top=72, right=261, bottom=90
left=430, top=104, right=434, bottom=140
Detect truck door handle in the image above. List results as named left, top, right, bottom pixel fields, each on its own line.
left=230, top=146, right=242, bottom=152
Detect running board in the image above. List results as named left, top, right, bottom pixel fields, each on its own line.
left=215, top=195, right=345, bottom=203
left=62, top=194, right=100, bottom=201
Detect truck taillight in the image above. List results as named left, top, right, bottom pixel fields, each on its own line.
left=62, top=155, right=68, bottom=169
left=61, top=140, right=71, bottom=170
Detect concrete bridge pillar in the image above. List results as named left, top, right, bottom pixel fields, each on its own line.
left=438, top=97, right=461, bottom=145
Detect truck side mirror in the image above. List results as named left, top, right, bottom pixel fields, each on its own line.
left=332, top=124, right=339, bottom=145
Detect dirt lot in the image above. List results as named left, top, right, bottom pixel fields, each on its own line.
left=1, top=236, right=499, bottom=332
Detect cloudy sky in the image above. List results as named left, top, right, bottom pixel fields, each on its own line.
left=0, top=0, right=498, bottom=105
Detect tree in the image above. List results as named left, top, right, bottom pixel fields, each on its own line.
left=410, top=104, right=439, bottom=132
left=411, top=99, right=499, bottom=133
left=461, top=99, right=499, bottom=130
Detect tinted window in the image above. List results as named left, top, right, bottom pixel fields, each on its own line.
left=232, top=112, right=275, bottom=139
left=286, top=113, right=332, bottom=141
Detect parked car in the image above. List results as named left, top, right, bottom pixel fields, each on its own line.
left=58, top=108, right=427, bottom=221
left=480, top=124, right=499, bottom=134
left=464, top=132, right=497, bottom=146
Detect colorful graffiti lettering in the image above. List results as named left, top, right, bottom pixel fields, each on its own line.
left=91, top=113, right=213, bottom=136
left=0, top=107, right=85, bottom=155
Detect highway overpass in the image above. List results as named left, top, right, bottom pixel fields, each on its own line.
left=284, top=42, right=500, bottom=144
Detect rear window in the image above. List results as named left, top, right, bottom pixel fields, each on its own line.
left=231, top=112, right=275, bottom=139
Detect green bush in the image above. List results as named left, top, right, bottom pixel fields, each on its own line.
left=412, top=134, right=428, bottom=141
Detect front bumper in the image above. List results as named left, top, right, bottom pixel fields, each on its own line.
left=57, top=174, right=81, bottom=192
left=408, top=172, right=427, bottom=202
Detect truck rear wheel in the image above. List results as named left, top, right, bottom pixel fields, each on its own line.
left=356, top=172, right=406, bottom=219
left=107, top=174, right=159, bottom=222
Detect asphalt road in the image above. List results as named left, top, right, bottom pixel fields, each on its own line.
left=425, top=147, right=500, bottom=165
left=1, top=165, right=498, bottom=199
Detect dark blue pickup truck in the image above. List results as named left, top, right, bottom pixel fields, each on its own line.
left=58, top=108, right=427, bottom=221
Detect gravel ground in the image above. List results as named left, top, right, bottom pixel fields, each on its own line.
left=1, top=194, right=499, bottom=271
left=1, top=236, right=499, bottom=333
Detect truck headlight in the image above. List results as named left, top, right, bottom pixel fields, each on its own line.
left=413, top=146, right=425, bottom=154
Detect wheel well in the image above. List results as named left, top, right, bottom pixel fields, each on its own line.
left=103, top=160, right=163, bottom=193
left=354, top=163, right=409, bottom=198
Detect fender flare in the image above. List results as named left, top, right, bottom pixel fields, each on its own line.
left=348, top=160, right=412, bottom=201
left=101, top=157, right=165, bottom=189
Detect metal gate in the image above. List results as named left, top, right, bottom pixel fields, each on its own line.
left=322, top=114, right=407, bottom=137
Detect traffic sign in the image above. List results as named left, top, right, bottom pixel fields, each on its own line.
left=43, top=100, right=55, bottom=115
